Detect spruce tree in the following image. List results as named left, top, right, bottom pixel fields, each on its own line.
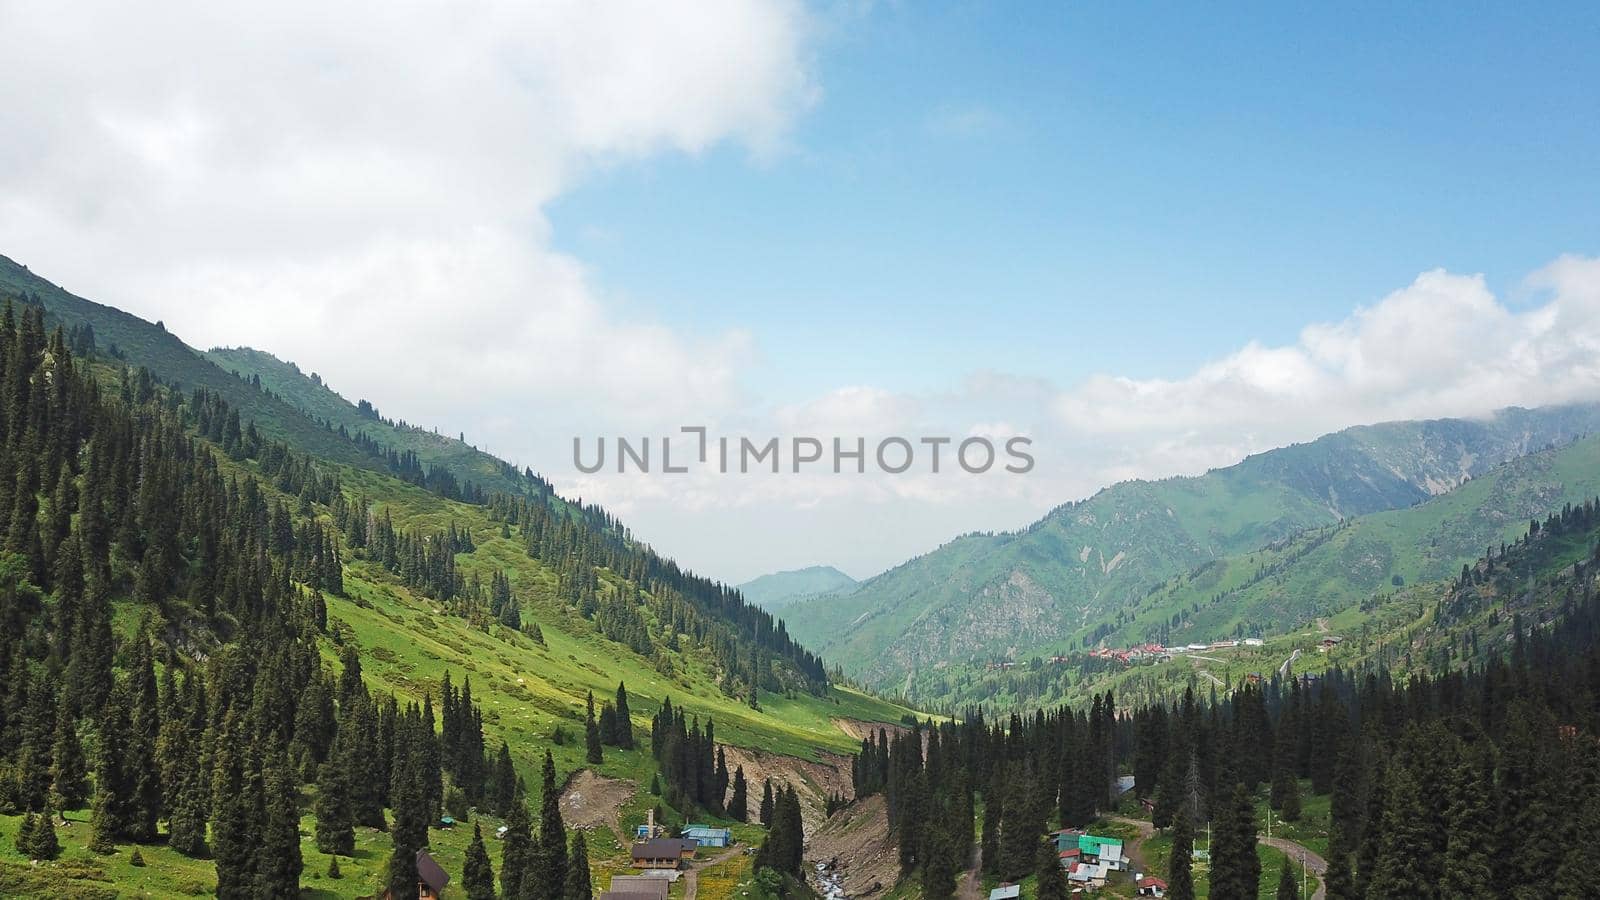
left=565, top=831, right=593, bottom=900
left=500, top=794, right=534, bottom=900
left=920, top=813, right=957, bottom=899
left=1279, top=777, right=1302, bottom=823
left=49, top=704, right=89, bottom=811
left=584, top=692, right=603, bottom=765
left=614, top=683, right=634, bottom=749
left=729, top=766, right=748, bottom=821
left=464, top=821, right=497, bottom=900
left=1034, top=839, right=1069, bottom=900
left=536, top=751, right=568, bottom=898
left=1440, top=760, right=1494, bottom=900
left=122, top=632, right=162, bottom=842
left=15, top=811, right=36, bottom=854
left=1367, top=762, right=1436, bottom=899
left=759, top=779, right=774, bottom=826
left=314, top=758, right=355, bottom=855
left=29, top=805, right=60, bottom=860
left=483, top=740, right=513, bottom=817
left=387, top=841, right=421, bottom=900
left=18, top=675, right=57, bottom=812
left=209, top=713, right=256, bottom=896
left=1275, top=866, right=1299, bottom=900
left=166, top=767, right=210, bottom=858
left=1167, top=812, right=1195, bottom=900
left=1323, top=831, right=1355, bottom=900
left=1210, top=783, right=1259, bottom=900
left=257, top=743, right=304, bottom=899
left=87, top=780, right=116, bottom=853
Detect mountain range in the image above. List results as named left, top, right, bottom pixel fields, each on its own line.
left=0, top=253, right=912, bottom=897
left=782, top=404, right=1600, bottom=697
left=737, top=566, right=858, bottom=611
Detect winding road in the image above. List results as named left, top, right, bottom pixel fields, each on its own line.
left=1108, top=816, right=1326, bottom=900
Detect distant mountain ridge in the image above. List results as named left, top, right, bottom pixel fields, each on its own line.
left=785, top=404, right=1600, bottom=693
left=0, top=254, right=558, bottom=505
left=738, top=565, right=858, bottom=610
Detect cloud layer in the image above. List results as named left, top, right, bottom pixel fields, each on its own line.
left=0, top=0, right=807, bottom=441
left=3, top=1, right=1598, bottom=582
left=1055, top=258, right=1600, bottom=483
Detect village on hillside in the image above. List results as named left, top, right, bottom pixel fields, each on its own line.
left=985, top=633, right=1351, bottom=673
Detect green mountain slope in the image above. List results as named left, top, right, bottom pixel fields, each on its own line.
left=206, top=345, right=542, bottom=499
left=870, top=433, right=1600, bottom=711
left=738, top=565, right=858, bottom=610
left=789, top=406, right=1600, bottom=694
left=0, top=257, right=916, bottom=898
left=1105, top=432, right=1600, bottom=650
left=0, top=254, right=552, bottom=503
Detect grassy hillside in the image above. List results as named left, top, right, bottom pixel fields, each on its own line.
left=788, top=404, right=1600, bottom=696
left=1107, top=432, right=1600, bottom=650
left=737, top=566, right=858, bottom=611
left=909, top=446, right=1600, bottom=713
left=206, top=345, right=543, bottom=499
left=0, top=254, right=374, bottom=470
left=0, top=257, right=919, bottom=898
left=5, top=359, right=911, bottom=899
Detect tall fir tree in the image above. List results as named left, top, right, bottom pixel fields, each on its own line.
left=257, top=742, right=304, bottom=899
left=584, top=692, right=603, bottom=765
left=613, top=682, right=634, bottom=749
left=314, top=758, right=355, bottom=855
left=464, top=822, right=497, bottom=900
left=1275, top=866, right=1299, bottom=900
left=565, top=831, right=593, bottom=900
left=729, top=766, right=748, bottom=822
left=500, top=794, right=534, bottom=900
left=536, top=751, right=568, bottom=900
left=1034, top=840, right=1069, bottom=900
left=1167, top=812, right=1196, bottom=900
left=1210, top=784, right=1259, bottom=900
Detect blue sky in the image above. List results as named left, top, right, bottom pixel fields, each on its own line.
left=6, top=0, right=1600, bottom=581
left=550, top=1, right=1600, bottom=400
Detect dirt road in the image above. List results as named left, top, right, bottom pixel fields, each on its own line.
left=1103, top=815, right=1156, bottom=874
left=955, top=841, right=982, bottom=900
left=1106, top=815, right=1324, bottom=900
left=684, top=845, right=746, bottom=900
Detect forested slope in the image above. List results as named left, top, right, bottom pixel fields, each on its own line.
left=792, top=406, right=1600, bottom=701
left=847, top=510, right=1600, bottom=899
left=0, top=270, right=911, bottom=898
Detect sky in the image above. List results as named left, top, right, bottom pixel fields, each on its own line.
left=2, top=1, right=1599, bottom=583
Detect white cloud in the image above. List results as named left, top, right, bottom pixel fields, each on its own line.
left=5, top=2, right=1599, bottom=584
left=0, top=0, right=809, bottom=438
left=1052, top=260, right=1600, bottom=484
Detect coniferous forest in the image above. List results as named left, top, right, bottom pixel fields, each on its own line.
left=7, top=5, right=1600, bottom=899
left=847, top=524, right=1600, bottom=899
left=0, top=290, right=868, bottom=898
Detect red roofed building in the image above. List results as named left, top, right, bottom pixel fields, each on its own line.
left=1137, top=875, right=1168, bottom=896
